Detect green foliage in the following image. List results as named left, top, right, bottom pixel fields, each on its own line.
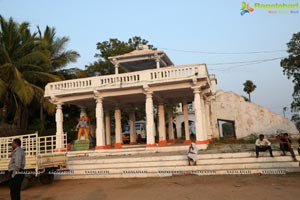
left=0, top=15, right=40, bottom=126
left=0, top=15, right=79, bottom=130
left=0, top=15, right=153, bottom=135
left=247, top=133, right=259, bottom=143
left=85, top=36, right=149, bottom=76
left=209, top=133, right=258, bottom=145
left=37, top=26, right=80, bottom=71
left=243, top=80, right=256, bottom=102
left=291, top=114, right=300, bottom=132
left=242, top=95, right=249, bottom=101
left=280, top=32, right=300, bottom=112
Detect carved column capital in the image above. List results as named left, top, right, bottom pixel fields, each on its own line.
left=94, top=91, right=103, bottom=103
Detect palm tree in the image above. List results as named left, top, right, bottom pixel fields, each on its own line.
left=0, top=16, right=80, bottom=130
left=243, top=80, right=256, bottom=102
left=0, top=15, right=45, bottom=125
left=37, top=26, right=79, bottom=71
left=34, top=26, right=80, bottom=131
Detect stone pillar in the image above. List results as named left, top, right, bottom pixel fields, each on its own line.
left=55, top=102, right=65, bottom=151
left=205, top=100, right=213, bottom=141
left=200, top=96, right=208, bottom=141
left=176, top=120, right=181, bottom=138
left=193, top=88, right=209, bottom=147
left=115, top=64, right=119, bottom=75
left=158, top=103, right=167, bottom=146
left=112, top=58, right=119, bottom=75
left=167, top=106, right=175, bottom=143
left=95, top=97, right=106, bottom=150
left=183, top=101, right=191, bottom=144
left=154, top=53, right=160, bottom=69
left=129, top=111, right=136, bottom=145
left=145, top=91, right=155, bottom=147
left=114, top=108, right=122, bottom=148
left=105, top=110, right=112, bottom=148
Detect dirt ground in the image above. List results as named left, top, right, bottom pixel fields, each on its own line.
left=1, top=173, right=300, bottom=200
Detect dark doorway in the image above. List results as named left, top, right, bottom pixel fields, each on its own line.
left=217, top=119, right=236, bottom=139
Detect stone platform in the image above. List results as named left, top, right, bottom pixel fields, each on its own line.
left=55, top=143, right=300, bottom=180
left=73, top=139, right=90, bottom=151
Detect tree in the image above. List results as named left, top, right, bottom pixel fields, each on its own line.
left=280, top=32, right=300, bottom=112
left=35, top=26, right=80, bottom=132
left=37, top=26, right=79, bottom=72
left=243, top=80, right=256, bottom=102
left=84, top=36, right=151, bottom=127
left=0, top=15, right=45, bottom=125
left=291, top=114, right=300, bottom=132
left=85, top=36, right=149, bottom=76
left=0, top=16, right=79, bottom=131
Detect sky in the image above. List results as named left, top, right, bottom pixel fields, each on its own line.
left=1, top=0, right=299, bottom=118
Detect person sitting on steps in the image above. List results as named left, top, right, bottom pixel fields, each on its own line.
left=279, top=133, right=297, bottom=162
left=255, top=134, right=274, bottom=158
left=187, top=134, right=198, bottom=166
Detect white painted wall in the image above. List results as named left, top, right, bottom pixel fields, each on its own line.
left=210, top=90, right=299, bottom=139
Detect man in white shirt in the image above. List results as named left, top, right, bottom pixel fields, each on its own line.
left=187, top=134, right=198, bottom=166
left=255, top=134, right=274, bottom=158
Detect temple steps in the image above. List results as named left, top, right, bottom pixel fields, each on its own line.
left=55, top=150, right=300, bottom=180
left=67, top=145, right=189, bottom=158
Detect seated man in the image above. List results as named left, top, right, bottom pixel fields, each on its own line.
left=279, top=133, right=297, bottom=162
left=187, top=134, right=198, bottom=166
left=255, top=134, right=273, bottom=158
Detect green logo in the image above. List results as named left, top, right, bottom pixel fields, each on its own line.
left=241, top=2, right=254, bottom=16
left=241, top=1, right=299, bottom=15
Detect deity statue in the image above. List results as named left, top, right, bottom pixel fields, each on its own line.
left=76, top=115, right=89, bottom=140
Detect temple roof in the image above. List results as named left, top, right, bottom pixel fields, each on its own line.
left=108, top=45, right=174, bottom=72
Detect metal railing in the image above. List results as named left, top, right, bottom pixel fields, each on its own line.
left=38, top=134, right=67, bottom=154
left=0, top=133, right=67, bottom=159
left=0, top=133, right=38, bottom=159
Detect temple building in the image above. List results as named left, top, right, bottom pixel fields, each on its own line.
left=44, top=45, right=298, bottom=151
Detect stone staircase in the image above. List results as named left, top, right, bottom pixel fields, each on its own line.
left=55, top=145, right=300, bottom=180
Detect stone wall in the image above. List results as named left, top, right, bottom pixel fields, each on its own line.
left=210, top=90, right=299, bottom=139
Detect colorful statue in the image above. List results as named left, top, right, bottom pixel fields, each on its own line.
left=76, top=116, right=89, bottom=140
